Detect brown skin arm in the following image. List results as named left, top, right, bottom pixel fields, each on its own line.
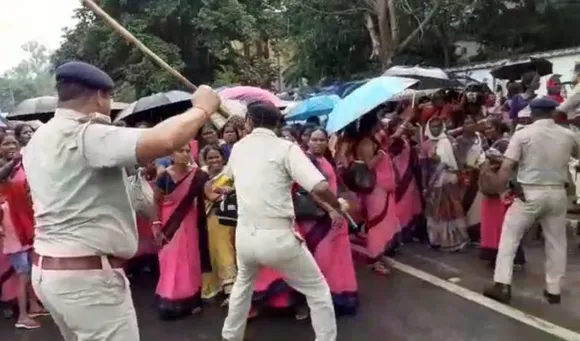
left=310, top=192, right=335, bottom=213
left=490, top=158, right=517, bottom=192
left=311, top=181, right=342, bottom=212
left=204, top=181, right=221, bottom=202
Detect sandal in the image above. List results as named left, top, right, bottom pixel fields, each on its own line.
left=371, top=262, right=391, bottom=276
left=15, top=317, right=40, bottom=330
left=29, top=309, right=50, bottom=318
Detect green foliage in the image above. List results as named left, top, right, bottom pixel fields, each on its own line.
left=50, top=0, right=580, bottom=93
left=0, top=42, right=55, bottom=112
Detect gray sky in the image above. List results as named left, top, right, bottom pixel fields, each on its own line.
left=0, top=0, right=79, bottom=73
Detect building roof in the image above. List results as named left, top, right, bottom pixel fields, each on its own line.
left=446, top=46, right=580, bottom=73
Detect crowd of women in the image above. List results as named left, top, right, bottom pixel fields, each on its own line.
left=0, top=70, right=576, bottom=331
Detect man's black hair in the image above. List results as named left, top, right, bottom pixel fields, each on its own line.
left=247, top=101, right=282, bottom=129
left=56, top=80, right=98, bottom=102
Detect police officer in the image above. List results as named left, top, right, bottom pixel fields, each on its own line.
left=24, top=61, right=221, bottom=341
left=483, top=97, right=580, bottom=305
left=221, top=102, right=343, bottom=341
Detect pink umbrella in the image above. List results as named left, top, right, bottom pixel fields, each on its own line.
left=220, top=86, right=286, bottom=108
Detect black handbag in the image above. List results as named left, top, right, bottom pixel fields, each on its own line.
left=343, top=160, right=376, bottom=194
left=293, top=188, right=326, bottom=221
left=215, top=192, right=238, bottom=227
left=293, top=154, right=326, bottom=221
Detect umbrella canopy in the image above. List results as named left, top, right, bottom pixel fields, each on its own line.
left=326, top=76, right=418, bottom=133
left=114, top=90, right=193, bottom=124
left=9, top=96, right=129, bottom=123
left=490, top=57, right=553, bottom=80
left=285, top=94, right=340, bottom=121
left=389, top=88, right=441, bottom=102
left=220, top=86, right=287, bottom=108
left=383, top=66, right=455, bottom=90
left=9, top=96, right=57, bottom=120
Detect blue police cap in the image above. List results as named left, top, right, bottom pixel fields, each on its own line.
left=529, top=96, right=559, bottom=110
left=55, top=61, right=114, bottom=91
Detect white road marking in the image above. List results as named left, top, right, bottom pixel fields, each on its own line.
left=388, top=258, right=580, bottom=341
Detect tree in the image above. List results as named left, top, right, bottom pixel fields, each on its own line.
left=0, top=42, right=55, bottom=112
left=52, top=0, right=285, bottom=98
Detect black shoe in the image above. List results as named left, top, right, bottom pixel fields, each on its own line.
left=543, top=290, right=561, bottom=304
left=483, top=283, right=512, bottom=304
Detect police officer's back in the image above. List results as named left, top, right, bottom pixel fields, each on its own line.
left=484, top=96, right=580, bottom=304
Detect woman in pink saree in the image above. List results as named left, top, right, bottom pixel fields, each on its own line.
left=297, top=128, right=358, bottom=315
left=348, top=115, right=400, bottom=275
left=154, top=144, right=211, bottom=320
left=379, top=117, right=424, bottom=243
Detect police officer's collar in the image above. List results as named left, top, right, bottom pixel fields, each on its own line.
left=250, top=127, right=276, bottom=136
left=531, top=118, right=555, bottom=125
left=54, top=108, right=112, bottom=124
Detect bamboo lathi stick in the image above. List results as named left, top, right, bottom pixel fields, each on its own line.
left=81, top=0, right=230, bottom=119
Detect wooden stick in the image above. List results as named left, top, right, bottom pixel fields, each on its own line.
left=81, top=0, right=230, bottom=118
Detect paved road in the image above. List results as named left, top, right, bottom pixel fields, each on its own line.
left=0, top=262, right=565, bottom=341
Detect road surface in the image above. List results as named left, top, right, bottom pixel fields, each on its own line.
left=2, top=242, right=576, bottom=341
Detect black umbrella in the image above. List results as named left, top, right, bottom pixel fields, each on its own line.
left=9, top=96, right=129, bottom=123
left=114, top=90, right=192, bottom=124
left=383, top=66, right=459, bottom=90
left=490, top=57, right=553, bottom=80
left=8, top=96, right=57, bottom=122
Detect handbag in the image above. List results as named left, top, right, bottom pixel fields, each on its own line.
left=343, top=160, right=376, bottom=194
left=293, top=188, right=326, bottom=221
left=128, top=171, right=155, bottom=219
left=215, top=192, right=238, bottom=227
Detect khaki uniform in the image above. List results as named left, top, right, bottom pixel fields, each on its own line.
left=494, top=119, right=580, bottom=294
left=221, top=128, right=337, bottom=341
left=23, top=109, right=143, bottom=341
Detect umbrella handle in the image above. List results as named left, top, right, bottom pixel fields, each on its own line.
left=81, top=0, right=230, bottom=119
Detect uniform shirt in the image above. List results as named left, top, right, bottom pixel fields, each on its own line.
left=223, top=128, right=325, bottom=222
left=557, top=83, right=580, bottom=118
left=504, top=119, right=580, bottom=186
left=23, top=109, right=143, bottom=259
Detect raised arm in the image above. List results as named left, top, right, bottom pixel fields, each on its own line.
left=81, top=86, right=221, bottom=168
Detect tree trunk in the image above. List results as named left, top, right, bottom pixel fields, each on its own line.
left=365, top=13, right=381, bottom=61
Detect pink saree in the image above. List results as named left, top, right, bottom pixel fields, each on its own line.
left=0, top=203, right=18, bottom=315
left=297, top=157, right=358, bottom=315
left=389, top=138, right=423, bottom=235
left=252, top=267, right=292, bottom=309
left=155, top=168, right=211, bottom=319
left=351, top=150, right=400, bottom=262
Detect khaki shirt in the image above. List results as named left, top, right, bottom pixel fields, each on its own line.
left=23, top=109, right=143, bottom=258
left=224, top=128, right=325, bottom=223
left=558, top=83, right=580, bottom=118
left=504, top=119, right=580, bottom=186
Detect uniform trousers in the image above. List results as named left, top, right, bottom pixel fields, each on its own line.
left=31, top=256, right=139, bottom=341
left=494, top=186, right=568, bottom=294
left=222, top=217, right=337, bottom=341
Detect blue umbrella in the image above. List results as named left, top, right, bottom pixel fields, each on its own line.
left=285, top=94, right=341, bottom=121
left=326, top=76, right=418, bottom=133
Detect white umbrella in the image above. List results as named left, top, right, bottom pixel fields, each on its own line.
left=384, top=65, right=449, bottom=80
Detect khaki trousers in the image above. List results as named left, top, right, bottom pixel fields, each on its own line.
left=31, top=256, right=139, bottom=341
left=494, top=186, right=568, bottom=294
left=222, top=218, right=337, bottom=341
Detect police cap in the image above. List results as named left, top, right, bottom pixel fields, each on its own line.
left=529, top=97, right=559, bottom=111
left=55, top=61, right=114, bottom=91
